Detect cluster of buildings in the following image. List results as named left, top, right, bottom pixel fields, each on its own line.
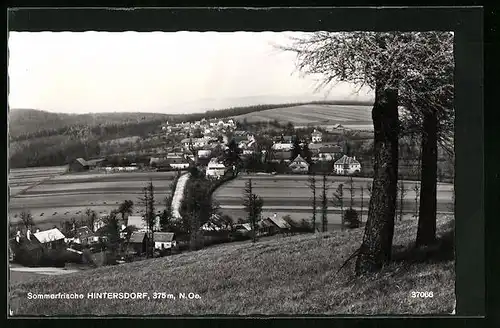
left=69, top=120, right=362, bottom=177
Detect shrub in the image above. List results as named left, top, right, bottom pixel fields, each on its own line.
left=343, top=208, right=361, bottom=229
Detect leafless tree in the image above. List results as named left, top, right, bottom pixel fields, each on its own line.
left=321, top=173, right=329, bottom=232
left=19, top=210, right=34, bottom=231
left=360, top=185, right=365, bottom=223
left=413, top=182, right=421, bottom=219
left=243, top=179, right=264, bottom=243
left=279, top=31, right=454, bottom=274
left=397, top=181, right=409, bottom=221
left=332, top=184, right=344, bottom=228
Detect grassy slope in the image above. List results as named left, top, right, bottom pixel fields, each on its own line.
left=9, top=215, right=455, bottom=316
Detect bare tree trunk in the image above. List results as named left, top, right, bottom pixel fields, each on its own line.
left=355, top=86, right=399, bottom=275
left=321, top=174, right=328, bottom=232
left=416, top=107, right=438, bottom=247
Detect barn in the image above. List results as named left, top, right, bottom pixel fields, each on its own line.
left=127, top=232, right=148, bottom=255
left=69, top=158, right=89, bottom=172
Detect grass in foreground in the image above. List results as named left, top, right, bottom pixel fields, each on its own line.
left=9, top=215, right=455, bottom=316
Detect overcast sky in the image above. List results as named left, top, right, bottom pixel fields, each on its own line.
left=8, top=32, right=373, bottom=114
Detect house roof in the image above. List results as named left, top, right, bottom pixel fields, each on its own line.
left=271, top=150, right=292, bottom=160
left=127, top=216, right=146, bottom=229
left=257, top=219, right=276, bottom=229
left=129, top=231, right=147, bottom=243
left=164, top=157, right=188, bottom=165
left=282, top=136, right=293, bottom=142
left=335, top=155, right=361, bottom=165
left=235, top=223, right=252, bottom=231
left=153, top=232, right=175, bottom=242
left=33, top=228, right=66, bottom=244
left=319, top=146, right=343, bottom=154
left=76, top=226, right=93, bottom=238
left=267, top=216, right=292, bottom=230
left=75, top=158, right=88, bottom=166
left=86, top=158, right=105, bottom=166
left=291, top=154, right=308, bottom=164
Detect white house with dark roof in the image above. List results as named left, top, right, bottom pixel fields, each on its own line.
left=153, top=232, right=176, bottom=250
left=206, top=159, right=227, bottom=179
left=311, top=129, right=323, bottom=143
left=334, top=155, right=361, bottom=175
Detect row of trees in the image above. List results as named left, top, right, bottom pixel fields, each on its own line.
left=281, top=31, right=454, bottom=274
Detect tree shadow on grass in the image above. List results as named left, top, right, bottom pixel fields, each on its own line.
left=392, top=221, right=455, bottom=265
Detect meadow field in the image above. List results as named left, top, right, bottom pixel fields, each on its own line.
left=9, top=165, right=68, bottom=196
left=232, top=104, right=374, bottom=130
left=9, top=215, right=455, bottom=315
left=214, top=174, right=454, bottom=229
left=9, top=169, right=178, bottom=229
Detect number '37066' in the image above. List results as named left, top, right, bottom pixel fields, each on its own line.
left=411, top=291, right=434, bottom=298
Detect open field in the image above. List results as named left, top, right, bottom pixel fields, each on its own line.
left=9, top=215, right=455, bottom=315
left=9, top=171, right=178, bottom=227
left=214, top=174, right=454, bottom=227
left=9, top=166, right=68, bottom=196
left=232, top=104, right=374, bottom=130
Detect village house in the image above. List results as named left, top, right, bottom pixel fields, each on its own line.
left=265, top=213, right=293, bottom=235
left=288, top=155, right=310, bottom=174
left=206, top=158, right=227, bottom=179
left=334, top=155, right=362, bottom=175
left=33, top=228, right=66, bottom=250
left=272, top=141, right=294, bottom=151
left=127, top=216, right=147, bottom=232
left=269, top=150, right=292, bottom=163
left=127, top=215, right=161, bottom=232
left=257, top=217, right=279, bottom=236
left=127, top=231, right=148, bottom=255
left=163, top=157, right=190, bottom=170
left=72, top=226, right=95, bottom=245
left=311, top=129, right=323, bottom=143
left=153, top=232, right=177, bottom=251
left=197, top=149, right=212, bottom=159
left=317, top=145, right=343, bottom=161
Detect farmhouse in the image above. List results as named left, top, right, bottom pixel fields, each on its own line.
left=334, top=155, right=362, bottom=175
left=206, top=159, right=227, bottom=179
left=270, top=150, right=292, bottom=163
left=155, top=157, right=190, bottom=171
left=127, top=216, right=147, bottom=232
left=197, top=149, right=212, bottom=159
left=266, top=214, right=293, bottom=235
left=128, top=232, right=148, bottom=255
left=289, top=155, right=310, bottom=173
left=69, top=158, right=105, bottom=172
left=318, top=145, right=343, bottom=161
left=258, top=219, right=279, bottom=236
left=73, top=226, right=94, bottom=245
left=167, top=157, right=190, bottom=170
left=272, top=142, right=293, bottom=151
left=153, top=232, right=176, bottom=251
left=311, top=129, right=323, bottom=143
left=69, top=158, right=89, bottom=172
left=127, top=215, right=160, bottom=232
left=33, top=228, right=66, bottom=250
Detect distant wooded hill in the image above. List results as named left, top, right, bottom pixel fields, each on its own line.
left=8, top=109, right=175, bottom=140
